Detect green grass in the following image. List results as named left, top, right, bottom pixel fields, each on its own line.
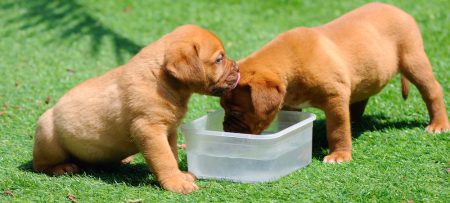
left=1, top=0, right=449, bottom=202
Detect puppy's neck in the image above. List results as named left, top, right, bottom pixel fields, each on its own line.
left=158, top=69, right=193, bottom=106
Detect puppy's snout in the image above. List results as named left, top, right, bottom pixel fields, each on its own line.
left=223, top=113, right=250, bottom=133
left=211, top=59, right=239, bottom=95
left=226, top=61, right=240, bottom=90
left=223, top=121, right=230, bottom=131
left=223, top=114, right=234, bottom=132
left=223, top=119, right=234, bottom=132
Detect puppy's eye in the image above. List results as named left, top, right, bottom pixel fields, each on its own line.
left=215, top=55, right=224, bottom=64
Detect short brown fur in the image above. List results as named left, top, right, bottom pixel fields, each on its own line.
left=33, top=25, right=239, bottom=194
left=221, top=3, right=449, bottom=163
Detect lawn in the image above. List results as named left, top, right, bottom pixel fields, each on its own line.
left=1, top=0, right=449, bottom=202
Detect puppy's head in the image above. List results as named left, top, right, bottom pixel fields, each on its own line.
left=164, top=25, right=239, bottom=96
left=220, top=72, right=286, bottom=134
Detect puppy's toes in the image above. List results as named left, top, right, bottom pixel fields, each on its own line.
left=182, top=171, right=197, bottom=182
left=160, top=173, right=199, bottom=194
left=323, top=151, right=352, bottom=163
left=426, top=122, right=450, bottom=134
left=179, top=181, right=198, bottom=194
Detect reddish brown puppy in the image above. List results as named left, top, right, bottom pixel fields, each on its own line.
left=221, top=3, right=449, bottom=163
left=33, top=25, right=239, bottom=194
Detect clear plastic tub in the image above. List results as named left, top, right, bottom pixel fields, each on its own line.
left=181, top=110, right=316, bottom=183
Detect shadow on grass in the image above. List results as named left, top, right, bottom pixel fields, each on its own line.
left=18, top=114, right=425, bottom=182
left=311, top=114, right=426, bottom=160
left=18, top=153, right=189, bottom=188
left=1, top=0, right=141, bottom=64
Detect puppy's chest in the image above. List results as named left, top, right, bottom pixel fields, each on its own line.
left=166, top=105, right=189, bottom=124
left=283, top=88, right=314, bottom=109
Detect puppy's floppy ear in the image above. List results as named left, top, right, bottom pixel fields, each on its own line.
left=164, top=41, right=202, bottom=83
left=249, top=76, right=286, bottom=117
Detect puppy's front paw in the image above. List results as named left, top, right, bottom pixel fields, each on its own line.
left=182, top=171, right=196, bottom=183
left=160, top=173, right=199, bottom=194
left=323, top=151, right=352, bottom=163
left=426, top=122, right=450, bottom=133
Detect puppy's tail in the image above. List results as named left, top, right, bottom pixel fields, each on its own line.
left=401, top=75, right=410, bottom=100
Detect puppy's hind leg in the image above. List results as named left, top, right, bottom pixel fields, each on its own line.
left=400, top=50, right=449, bottom=133
left=32, top=109, right=79, bottom=176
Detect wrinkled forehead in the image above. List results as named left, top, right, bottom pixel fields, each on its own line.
left=195, top=31, right=224, bottom=57
left=223, top=86, right=253, bottom=109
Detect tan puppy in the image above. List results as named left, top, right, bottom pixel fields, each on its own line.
left=33, top=25, right=240, bottom=194
left=220, top=3, right=449, bottom=163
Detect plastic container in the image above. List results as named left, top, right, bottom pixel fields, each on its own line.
left=181, top=110, right=316, bottom=183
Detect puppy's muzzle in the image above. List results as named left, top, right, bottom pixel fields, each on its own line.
left=231, top=72, right=240, bottom=89
left=223, top=112, right=251, bottom=133
left=227, top=61, right=240, bottom=89
left=211, top=61, right=240, bottom=96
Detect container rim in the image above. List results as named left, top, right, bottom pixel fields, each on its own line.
left=181, top=110, right=316, bottom=140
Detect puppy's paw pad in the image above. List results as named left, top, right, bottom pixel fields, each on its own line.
left=323, top=151, right=352, bottom=164
left=51, top=163, right=79, bottom=176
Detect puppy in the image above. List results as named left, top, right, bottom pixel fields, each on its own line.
left=33, top=25, right=240, bottom=194
left=220, top=3, right=449, bottom=163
